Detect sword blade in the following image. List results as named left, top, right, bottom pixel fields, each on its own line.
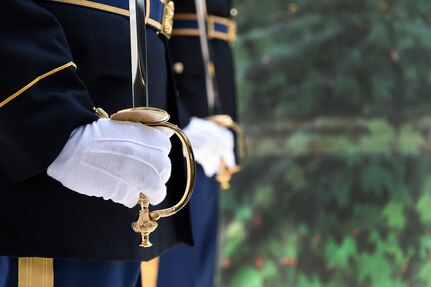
left=129, top=0, right=148, bottom=107
left=194, top=0, right=218, bottom=115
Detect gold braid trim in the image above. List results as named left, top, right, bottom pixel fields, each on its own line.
left=18, top=257, right=54, bottom=287
left=141, top=257, right=160, bottom=287
left=42, top=0, right=165, bottom=31
left=48, top=0, right=129, bottom=16
left=0, top=61, right=77, bottom=108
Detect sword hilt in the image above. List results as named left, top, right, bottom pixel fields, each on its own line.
left=207, top=114, right=248, bottom=190
left=111, top=107, right=196, bottom=247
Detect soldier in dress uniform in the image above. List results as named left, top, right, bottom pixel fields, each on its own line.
left=0, top=0, right=193, bottom=286
left=154, top=0, right=239, bottom=286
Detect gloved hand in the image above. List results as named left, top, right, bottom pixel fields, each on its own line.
left=47, top=118, right=173, bottom=208
left=184, top=117, right=235, bottom=177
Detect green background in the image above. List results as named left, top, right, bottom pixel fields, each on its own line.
left=217, top=0, right=431, bottom=286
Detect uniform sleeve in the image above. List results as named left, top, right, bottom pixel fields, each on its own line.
left=0, top=0, right=98, bottom=183
left=176, top=96, right=192, bottom=128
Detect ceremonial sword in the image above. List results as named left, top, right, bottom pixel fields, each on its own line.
left=109, top=0, right=196, bottom=247
left=194, top=0, right=247, bottom=189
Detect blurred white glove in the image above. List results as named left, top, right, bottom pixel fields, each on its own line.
left=47, top=118, right=173, bottom=208
left=184, top=117, right=235, bottom=177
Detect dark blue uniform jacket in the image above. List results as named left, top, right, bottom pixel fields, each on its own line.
left=171, top=0, right=237, bottom=123
left=0, top=0, right=192, bottom=261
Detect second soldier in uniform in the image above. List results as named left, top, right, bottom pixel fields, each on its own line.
left=156, top=0, right=240, bottom=286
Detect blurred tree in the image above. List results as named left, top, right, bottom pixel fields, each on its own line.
left=218, top=0, right=431, bottom=286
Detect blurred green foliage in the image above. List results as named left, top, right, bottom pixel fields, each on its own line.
left=218, top=0, right=431, bottom=286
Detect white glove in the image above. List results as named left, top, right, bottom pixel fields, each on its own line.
left=47, top=118, right=173, bottom=208
left=184, top=117, right=235, bottom=177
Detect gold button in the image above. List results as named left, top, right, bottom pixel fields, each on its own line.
left=173, top=62, right=184, bottom=74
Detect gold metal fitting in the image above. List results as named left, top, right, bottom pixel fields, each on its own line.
left=132, top=194, right=158, bottom=247
left=216, top=160, right=241, bottom=190
left=227, top=20, right=237, bottom=43
left=93, top=107, right=109, bottom=118
left=161, top=0, right=175, bottom=38
left=207, top=15, right=237, bottom=44
left=208, top=62, right=215, bottom=78
left=111, top=107, right=196, bottom=247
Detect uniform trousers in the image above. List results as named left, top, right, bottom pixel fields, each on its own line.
left=157, top=166, right=219, bottom=287
left=0, top=256, right=140, bottom=287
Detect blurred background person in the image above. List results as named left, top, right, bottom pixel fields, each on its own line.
left=150, top=0, right=240, bottom=287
